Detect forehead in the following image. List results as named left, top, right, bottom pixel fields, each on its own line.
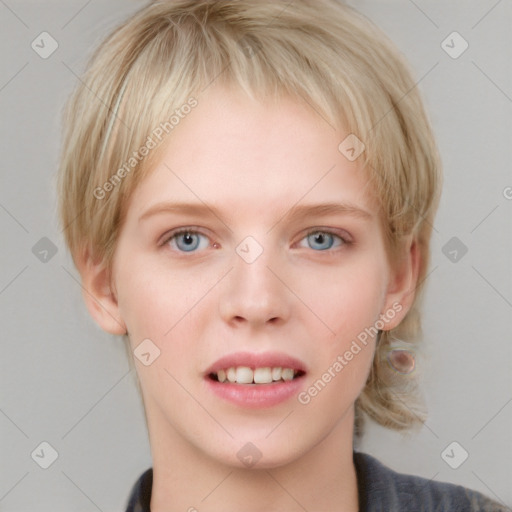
left=125, top=84, right=378, bottom=225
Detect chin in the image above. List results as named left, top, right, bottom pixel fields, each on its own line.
left=201, top=432, right=312, bottom=472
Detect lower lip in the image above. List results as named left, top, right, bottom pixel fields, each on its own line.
left=205, top=377, right=305, bottom=409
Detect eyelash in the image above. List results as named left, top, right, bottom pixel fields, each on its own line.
left=160, top=227, right=352, bottom=254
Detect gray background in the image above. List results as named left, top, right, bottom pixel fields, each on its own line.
left=1, top=0, right=511, bottom=510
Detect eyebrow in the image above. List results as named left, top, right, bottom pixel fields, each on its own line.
left=138, top=201, right=373, bottom=224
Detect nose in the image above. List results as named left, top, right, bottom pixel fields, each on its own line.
left=218, top=241, right=291, bottom=329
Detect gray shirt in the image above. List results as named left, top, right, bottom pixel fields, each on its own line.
left=125, top=451, right=510, bottom=511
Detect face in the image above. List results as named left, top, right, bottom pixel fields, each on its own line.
left=106, top=84, right=410, bottom=469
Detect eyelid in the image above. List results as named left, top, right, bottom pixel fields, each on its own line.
left=159, top=226, right=209, bottom=245
left=300, top=227, right=353, bottom=244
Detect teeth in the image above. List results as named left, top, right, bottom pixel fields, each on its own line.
left=271, top=367, right=282, bottom=380
left=213, top=366, right=300, bottom=384
left=282, top=368, right=294, bottom=381
left=254, top=367, right=272, bottom=384
left=227, top=367, right=236, bottom=383
left=236, top=366, right=254, bottom=384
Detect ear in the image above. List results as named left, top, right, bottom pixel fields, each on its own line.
left=380, top=236, right=421, bottom=330
left=75, top=247, right=127, bottom=335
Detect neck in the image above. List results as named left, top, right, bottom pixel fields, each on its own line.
left=148, top=409, right=359, bottom=512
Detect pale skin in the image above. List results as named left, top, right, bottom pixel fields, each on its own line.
left=79, top=84, right=420, bottom=511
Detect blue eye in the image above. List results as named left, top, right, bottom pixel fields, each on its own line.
left=300, top=230, right=346, bottom=251
left=162, top=228, right=349, bottom=254
left=165, top=230, right=209, bottom=252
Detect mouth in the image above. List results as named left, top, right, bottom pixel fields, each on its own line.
left=204, top=352, right=307, bottom=408
left=209, top=366, right=306, bottom=384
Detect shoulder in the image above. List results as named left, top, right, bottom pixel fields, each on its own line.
left=353, top=451, right=511, bottom=512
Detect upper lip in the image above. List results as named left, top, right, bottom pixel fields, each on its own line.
left=205, top=351, right=308, bottom=375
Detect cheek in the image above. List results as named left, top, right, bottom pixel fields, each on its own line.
left=296, top=256, right=388, bottom=342
left=115, top=255, right=216, bottom=376
left=295, top=263, right=386, bottom=414
left=115, top=255, right=196, bottom=336
left=115, top=242, right=389, bottom=362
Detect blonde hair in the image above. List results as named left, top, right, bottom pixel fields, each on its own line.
left=57, top=0, right=442, bottom=437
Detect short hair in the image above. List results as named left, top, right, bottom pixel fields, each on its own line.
left=57, top=0, right=442, bottom=438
